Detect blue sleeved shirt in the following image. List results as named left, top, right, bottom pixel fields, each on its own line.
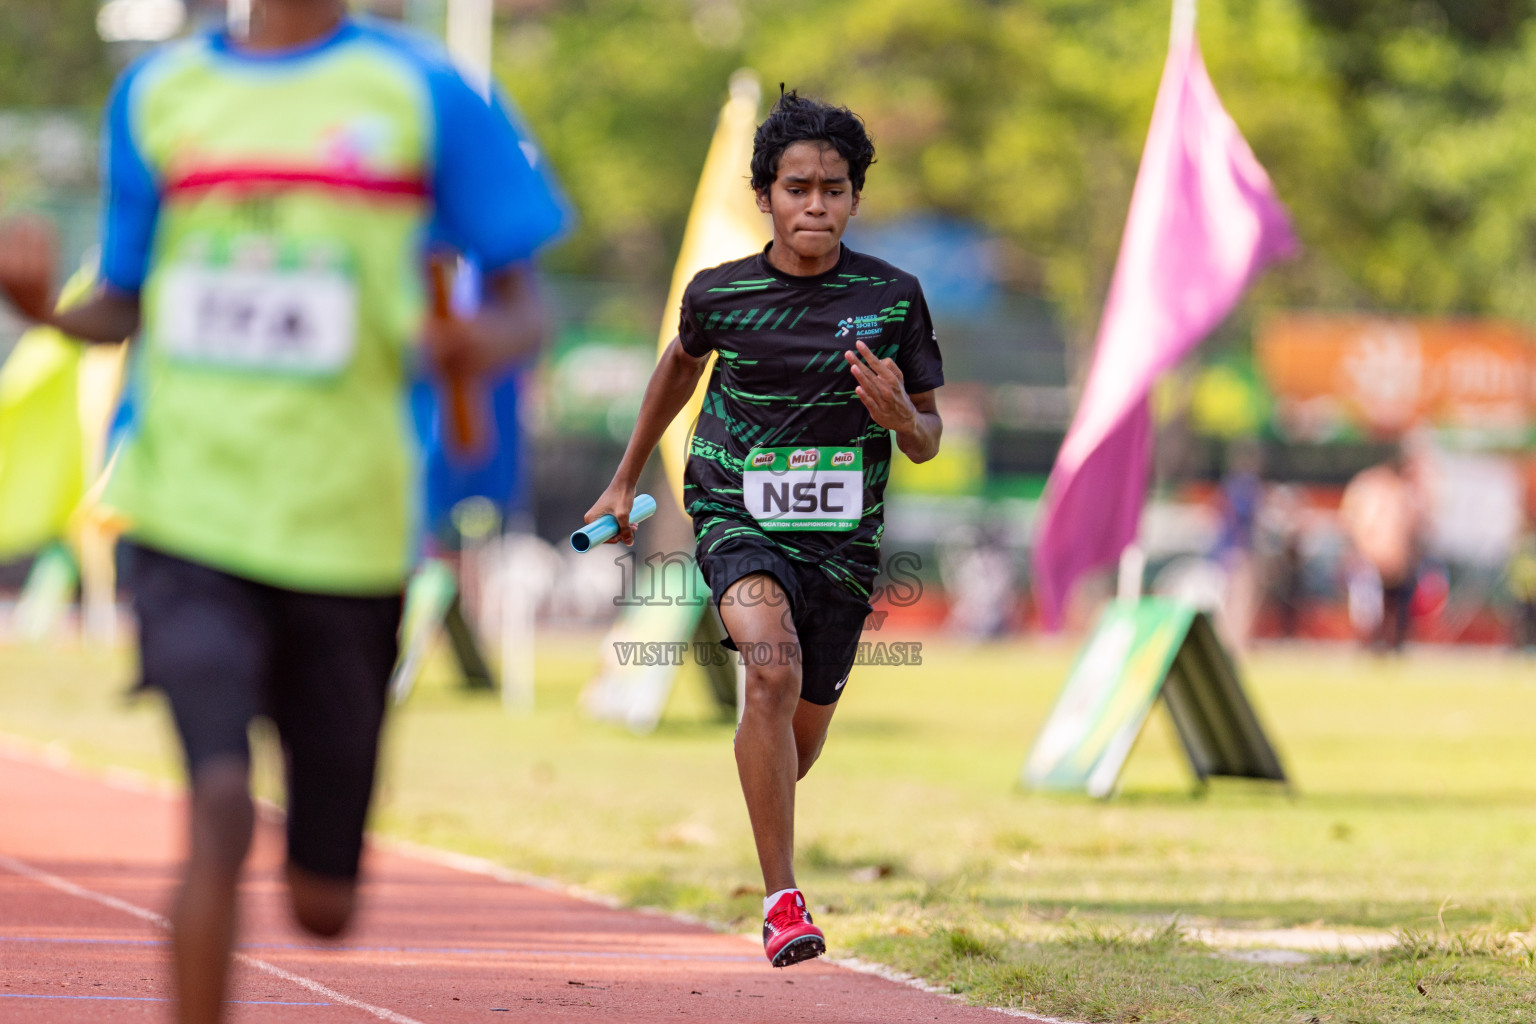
left=99, top=17, right=571, bottom=292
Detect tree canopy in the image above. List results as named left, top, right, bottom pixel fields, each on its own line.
left=496, top=0, right=1536, bottom=333
left=4, top=0, right=1536, bottom=334
left=0, top=0, right=114, bottom=108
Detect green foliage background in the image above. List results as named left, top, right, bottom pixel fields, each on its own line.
left=8, top=0, right=1536, bottom=332
left=0, top=0, right=115, bottom=108
left=495, top=0, right=1536, bottom=334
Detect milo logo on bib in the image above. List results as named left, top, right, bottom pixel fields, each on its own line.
left=743, top=445, right=863, bottom=532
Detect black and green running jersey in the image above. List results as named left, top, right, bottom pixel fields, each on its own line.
left=678, top=244, right=944, bottom=598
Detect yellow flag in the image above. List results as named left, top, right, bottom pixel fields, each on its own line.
left=0, top=268, right=127, bottom=561
left=656, top=71, right=773, bottom=506
left=0, top=325, right=83, bottom=559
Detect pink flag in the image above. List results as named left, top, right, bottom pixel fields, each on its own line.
left=1031, top=28, right=1297, bottom=628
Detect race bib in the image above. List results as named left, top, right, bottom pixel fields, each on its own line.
left=743, top=445, right=863, bottom=531
left=159, top=247, right=358, bottom=376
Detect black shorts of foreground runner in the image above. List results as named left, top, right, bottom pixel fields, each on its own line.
left=129, top=542, right=401, bottom=879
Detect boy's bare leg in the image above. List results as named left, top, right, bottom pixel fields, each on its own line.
left=792, top=699, right=837, bottom=780
left=286, top=865, right=358, bottom=938
left=173, top=757, right=253, bottom=1024
left=722, top=574, right=800, bottom=893
left=721, top=574, right=837, bottom=894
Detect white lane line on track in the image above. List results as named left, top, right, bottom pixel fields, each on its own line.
left=0, top=854, right=427, bottom=1024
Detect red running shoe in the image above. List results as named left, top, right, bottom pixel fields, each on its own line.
left=763, top=889, right=825, bottom=967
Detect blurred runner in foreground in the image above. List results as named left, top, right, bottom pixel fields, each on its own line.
left=0, top=0, right=565, bottom=1018
left=585, top=91, right=944, bottom=967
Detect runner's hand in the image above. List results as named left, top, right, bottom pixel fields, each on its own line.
left=0, top=215, right=57, bottom=322
left=584, top=480, right=637, bottom=546
left=423, top=312, right=493, bottom=378
left=845, top=339, right=916, bottom=433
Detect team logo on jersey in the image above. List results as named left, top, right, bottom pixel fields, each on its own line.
left=835, top=313, right=884, bottom=340
left=831, top=450, right=856, bottom=467
left=751, top=451, right=777, bottom=468
left=323, top=115, right=396, bottom=171
left=788, top=448, right=820, bottom=469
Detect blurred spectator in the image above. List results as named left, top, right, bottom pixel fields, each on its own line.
left=1212, top=440, right=1263, bottom=649
left=1504, top=519, right=1536, bottom=650
left=1340, top=454, right=1423, bottom=651
left=939, top=524, right=1017, bottom=639
left=1263, top=484, right=1307, bottom=638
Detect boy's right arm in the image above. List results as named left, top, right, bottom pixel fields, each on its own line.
left=0, top=215, right=141, bottom=344
left=583, top=337, right=709, bottom=545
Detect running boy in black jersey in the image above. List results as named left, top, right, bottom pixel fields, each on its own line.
left=586, top=91, right=943, bottom=967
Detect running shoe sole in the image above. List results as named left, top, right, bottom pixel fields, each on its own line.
left=770, top=932, right=826, bottom=968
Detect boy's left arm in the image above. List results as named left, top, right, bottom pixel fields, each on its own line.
left=894, top=389, right=942, bottom=464
left=844, top=339, right=943, bottom=464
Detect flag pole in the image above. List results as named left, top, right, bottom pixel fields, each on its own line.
left=1117, top=0, right=1196, bottom=609
left=227, top=0, right=250, bottom=39
left=1171, top=0, right=1196, bottom=47
left=446, top=0, right=492, bottom=97
left=1117, top=545, right=1146, bottom=604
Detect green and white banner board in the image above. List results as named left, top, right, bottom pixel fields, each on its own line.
left=1023, top=597, right=1287, bottom=798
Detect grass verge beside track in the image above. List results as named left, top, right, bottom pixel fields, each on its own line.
left=3, top=634, right=1535, bottom=1022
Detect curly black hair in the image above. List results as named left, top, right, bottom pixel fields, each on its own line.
left=749, top=88, right=876, bottom=194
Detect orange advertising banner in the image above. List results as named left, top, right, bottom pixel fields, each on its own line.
left=1256, top=314, right=1536, bottom=441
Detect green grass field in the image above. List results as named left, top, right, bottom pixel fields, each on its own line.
left=4, top=632, right=1536, bottom=1022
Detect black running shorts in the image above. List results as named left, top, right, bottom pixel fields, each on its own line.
left=694, top=520, right=873, bottom=706
left=127, top=542, right=402, bottom=880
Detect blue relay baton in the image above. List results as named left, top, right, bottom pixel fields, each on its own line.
left=571, top=493, right=658, bottom=552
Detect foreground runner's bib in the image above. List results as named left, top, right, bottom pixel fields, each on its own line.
left=744, top=446, right=862, bottom=531
left=160, top=236, right=358, bottom=376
